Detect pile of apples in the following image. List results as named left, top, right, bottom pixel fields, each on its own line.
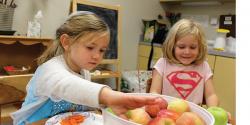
left=125, top=98, right=206, bottom=125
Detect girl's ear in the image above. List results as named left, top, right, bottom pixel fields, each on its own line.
left=60, top=34, right=70, bottom=51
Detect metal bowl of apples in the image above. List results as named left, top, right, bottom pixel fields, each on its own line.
left=102, top=93, right=214, bottom=125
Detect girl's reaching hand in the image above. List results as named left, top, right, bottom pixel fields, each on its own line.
left=99, top=87, right=162, bottom=119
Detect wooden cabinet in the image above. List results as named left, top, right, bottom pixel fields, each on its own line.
left=205, top=54, right=236, bottom=118
left=0, top=36, right=53, bottom=75
left=213, top=56, right=236, bottom=118
left=138, top=44, right=162, bottom=70
left=0, top=35, right=53, bottom=121
left=207, top=54, right=216, bottom=72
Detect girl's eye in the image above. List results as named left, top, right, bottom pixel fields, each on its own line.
left=177, top=45, right=185, bottom=49
left=190, top=45, right=197, bottom=49
left=100, top=49, right=107, bottom=53
left=86, top=46, right=94, bottom=50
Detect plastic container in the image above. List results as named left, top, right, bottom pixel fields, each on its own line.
left=102, top=93, right=215, bottom=125
left=213, top=29, right=230, bottom=51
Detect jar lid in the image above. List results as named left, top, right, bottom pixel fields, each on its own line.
left=217, top=29, right=230, bottom=33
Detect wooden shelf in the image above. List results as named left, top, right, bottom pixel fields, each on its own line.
left=0, top=72, right=120, bottom=80
left=0, top=35, right=53, bottom=46
left=91, top=71, right=121, bottom=79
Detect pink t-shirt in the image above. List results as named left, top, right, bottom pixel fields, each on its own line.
left=154, top=58, right=213, bottom=104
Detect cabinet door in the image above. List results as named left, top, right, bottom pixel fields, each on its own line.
left=138, top=44, right=162, bottom=70
left=153, top=46, right=163, bottom=59
left=213, top=56, right=236, bottom=117
left=138, top=44, right=151, bottom=57
left=207, top=55, right=216, bottom=72
left=138, top=56, right=148, bottom=70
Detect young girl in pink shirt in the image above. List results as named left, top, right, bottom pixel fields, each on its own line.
left=150, top=19, right=218, bottom=106
left=150, top=18, right=222, bottom=106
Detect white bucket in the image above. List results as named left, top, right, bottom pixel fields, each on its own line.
left=102, top=93, right=214, bottom=125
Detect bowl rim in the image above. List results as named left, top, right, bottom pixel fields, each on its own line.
left=103, top=93, right=215, bottom=125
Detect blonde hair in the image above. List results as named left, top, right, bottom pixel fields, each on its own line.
left=162, top=19, right=207, bottom=65
left=37, top=11, right=109, bottom=65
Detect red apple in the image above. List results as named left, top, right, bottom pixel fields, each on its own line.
left=145, top=104, right=161, bottom=117
left=148, top=116, right=175, bottom=125
left=176, top=112, right=206, bottom=125
left=157, top=109, right=181, bottom=121
left=167, top=99, right=190, bottom=115
left=156, top=97, right=168, bottom=109
left=145, top=97, right=168, bottom=117
left=126, top=108, right=151, bottom=125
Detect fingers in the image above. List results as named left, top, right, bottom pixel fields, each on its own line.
left=124, top=95, right=162, bottom=109
left=118, top=114, right=129, bottom=120
left=134, top=95, right=162, bottom=105
left=227, top=111, right=232, bottom=123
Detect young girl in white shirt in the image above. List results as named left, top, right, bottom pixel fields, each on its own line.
left=11, top=11, right=161, bottom=125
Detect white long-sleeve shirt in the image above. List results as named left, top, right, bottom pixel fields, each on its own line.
left=11, top=55, right=107, bottom=124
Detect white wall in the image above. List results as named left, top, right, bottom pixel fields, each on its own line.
left=12, top=0, right=70, bottom=37
left=12, top=0, right=33, bottom=35
left=164, top=2, right=235, bottom=40
left=12, top=0, right=164, bottom=70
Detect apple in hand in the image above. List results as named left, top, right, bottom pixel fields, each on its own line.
left=148, top=116, right=175, bottom=125
left=167, top=99, right=190, bottom=115
left=145, top=98, right=168, bottom=117
left=176, top=112, right=205, bottom=125
left=207, top=106, right=228, bottom=125
left=157, top=109, right=180, bottom=121
left=126, top=108, right=151, bottom=125
left=145, top=105, right=161, bottom=118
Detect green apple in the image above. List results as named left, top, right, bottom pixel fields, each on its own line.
left=106, top=107, right=115, bottom=115
left=207, top=106, right=228, bottom=125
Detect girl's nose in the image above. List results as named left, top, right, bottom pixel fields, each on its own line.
left=92, top=51, right=101, bottom=59
left=184, top=48, right=190, bottom=54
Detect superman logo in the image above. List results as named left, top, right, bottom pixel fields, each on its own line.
left=167, top=71, right=202, bottom=99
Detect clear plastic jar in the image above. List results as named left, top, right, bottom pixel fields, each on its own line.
left=213, top=29, right=230, bottom=51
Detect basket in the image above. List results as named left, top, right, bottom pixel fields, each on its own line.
left=102, top=93, right=215, bottom=125
left=3, top=66, right=31, bottom=75
left=0, top=4, right=15, bottom=30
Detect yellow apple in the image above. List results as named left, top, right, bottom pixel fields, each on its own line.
left=126, top=108, right=151, bottom=125
left=176, top=112, right=205, bottom=125
left=148, top=116, right=175, bottom=125
left=167, top=99, right=190, bottom=115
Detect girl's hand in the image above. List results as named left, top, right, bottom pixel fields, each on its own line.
left=227, top=111, right=232, bottom=123
left=99, top=87, right=162, bottom=119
